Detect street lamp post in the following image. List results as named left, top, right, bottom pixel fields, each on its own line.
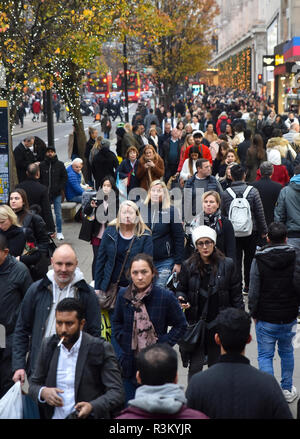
left=123, top=36, right=129, bottom=123
left=46, top=88, right=54, bottom=147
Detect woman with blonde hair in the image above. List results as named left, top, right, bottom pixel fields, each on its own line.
left=0, top=205, right=26, bottom=257
left=147, top=127, right=159, bottom=152
left=94, top=199, right=153, bottom=296
left=143, top=179, right=184, bottom=288
left=136, top=145, right=164, bottom=191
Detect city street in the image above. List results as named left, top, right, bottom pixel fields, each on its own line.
left=12, top=103, right=138, bottom=162
left=10, top=104, right=300, bottom=419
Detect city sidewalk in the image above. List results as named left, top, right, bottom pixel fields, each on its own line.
left=12, top=112, right=50, bottom=137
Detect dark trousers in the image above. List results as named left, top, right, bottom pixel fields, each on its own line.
left=235, top=232, right=258, bottom=292
left=0, top=335, right=14, bottom=398
left=92, top=244, right=100, bottom=280
left=188, top=340, right=220, bottom=381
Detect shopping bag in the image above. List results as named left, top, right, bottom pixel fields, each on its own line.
left=0, top=381, right=23, bottom=419
left=101, top=309, right=111, bottom=342
left=116, top=172, right=127, bottom=203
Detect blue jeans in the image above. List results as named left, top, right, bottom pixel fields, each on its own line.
left=255, top=319, right=297, bottom=391
left=53, top=195, right=62, bottom=233
left=154, top=258, right=175, bottom=289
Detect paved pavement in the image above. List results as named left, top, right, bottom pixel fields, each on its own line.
left=55, top=219, right=300, bottom=418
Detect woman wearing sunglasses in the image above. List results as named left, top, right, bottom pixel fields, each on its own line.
left=176, top=225, right=244, bottom=380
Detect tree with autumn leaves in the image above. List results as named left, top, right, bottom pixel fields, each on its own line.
left=143, top=0, right=219, bottom=107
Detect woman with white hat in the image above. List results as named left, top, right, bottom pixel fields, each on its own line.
left=176, top=225, right=244, bottom=380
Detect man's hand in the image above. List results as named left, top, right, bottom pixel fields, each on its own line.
left=41, top=387, right=64, bottom=407
left=74, top=401, right=93, bottom=419
left=178, top=296, right=191, bottom=310
left=50, top=233, right=56, bottom=239
left=13, top=369, right=26, bottom=384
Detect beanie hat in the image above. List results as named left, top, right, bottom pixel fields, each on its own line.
left=267, top=148, right=281, bottom=165
left=192, top=225, right=217, bottom=247
left=46, top=145, right=56, bottom=152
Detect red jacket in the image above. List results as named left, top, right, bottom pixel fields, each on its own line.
left=216, top=116, right=231, bottom=136
left=181, top=143, right=212, bottom=166
left=256, top=165, right=290, bottom=187
left=32, top=101, right=41, bottom=114
left=116, top=405, right=209, bottom=419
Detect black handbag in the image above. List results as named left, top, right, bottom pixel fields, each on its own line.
left=178, top=280, right=213, bottom=354
left=78, top=211, right=95, bottom=242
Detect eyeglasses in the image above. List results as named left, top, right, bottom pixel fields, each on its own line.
left=196, top=240, right=214, bottom=248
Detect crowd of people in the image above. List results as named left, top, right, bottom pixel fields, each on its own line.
left=2, top=85, right=300, bottom=420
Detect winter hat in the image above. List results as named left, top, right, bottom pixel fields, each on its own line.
left=192, top=225, right=217, bottom=247
left=267, top=148, right=281, bottom=165
left=46, top=145, right=56, bottom=152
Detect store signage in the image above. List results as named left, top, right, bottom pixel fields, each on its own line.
left=263, top=55, right=275, bottom=67
left=275, top=55, right=284, bottom=66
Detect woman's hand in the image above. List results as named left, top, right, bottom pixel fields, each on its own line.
left=178, top=296, right=191, bottom=310
left=90, top=200, right=98, bottom=208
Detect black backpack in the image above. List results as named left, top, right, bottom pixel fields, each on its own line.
left=220, top=119, right=227, bottom=133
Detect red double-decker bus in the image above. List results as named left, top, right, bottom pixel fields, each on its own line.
left=115, top=70, right=141, bottom=102
left=86, top=71, right=112, bottom=102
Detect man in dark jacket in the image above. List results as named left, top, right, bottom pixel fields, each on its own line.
left=0, top=235, right=32, bottom=398
left=39, top=146, right=68, bottom=241
left=29, top=298, right=124, bottom=419
left=186, top=308, right=293, bottom=419
left=91, top=140, right=119, bottom=190
left=252, top=161, right=282, bottom=228
left=222, top=164, right=268, bottom=294
left=116, top=344, right=208, bottom=419
left=12, top=244, right=101, bottom=384
left=13, top=136, right=37, bottom=183
left=160, top=128, right=182, bottom=183
left=184, top=158, right=223, bottom=222
left=16, top=162, right=56, bottom=235
left=249, top=222, right=300, bottom=403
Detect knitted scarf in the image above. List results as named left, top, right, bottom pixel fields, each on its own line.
left=204, top=208, right=222, bottom=235
left=126, top=282, right=158, bottom=353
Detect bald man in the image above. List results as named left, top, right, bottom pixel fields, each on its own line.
left=12, top=244, right=101, bottom=383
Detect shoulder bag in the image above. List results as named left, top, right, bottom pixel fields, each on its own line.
left=98, top=236, right=135, bottom=310
left=178, top=280, right=213, bottom=354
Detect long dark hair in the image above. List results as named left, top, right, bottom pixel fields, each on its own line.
left=188, top=146, right=199, bottom=176
left=188, top=246, right=225, bottom=277
left=9, top=188, right=30, bottom=224
left=249, top=134, right=265, bottom=161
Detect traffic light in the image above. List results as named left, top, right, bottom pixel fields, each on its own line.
left=258, top=74, right=263, bottom=84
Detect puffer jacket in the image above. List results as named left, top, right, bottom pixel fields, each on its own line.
left=176, top=256, right=244, bottom=327
left=248, top=244, right=300, bottom=323
left=274, top=181, right=300, bottom=236
left=221, top=181, right=268, bottom=235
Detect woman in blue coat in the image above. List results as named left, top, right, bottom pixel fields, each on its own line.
left=142, top=179, right=184, bottom=288
left=113, top=253, right=187, bottom=402
left=94, top=200, right=153, bottom=294
left=117, top=146, right=140, bottom=197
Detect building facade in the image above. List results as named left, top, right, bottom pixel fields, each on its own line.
left=211, top=0, right=300, bottom=113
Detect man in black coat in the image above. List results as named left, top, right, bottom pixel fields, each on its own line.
left=186, top=308, right=293, bottom=419
left=39, top=146, right=68, bottom=240
left=16, top=162, right=56, bottom=235
left=28, top=298, right=124, bottom=419
left=160, top=128, right=182, bottom=183
left=91, top=140, right=119, bottom=190
left=0, top=234, right=32, bottom=398
left=252, top=161, right=282, bottom=229
left=13, top=136, right=37, bottom=183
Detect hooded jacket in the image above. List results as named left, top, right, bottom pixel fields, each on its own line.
left=116, top=383, right=208, bottom=419
left=248, top=244, right=300, bottom=323
left=91, top=147, right=119, bottom=190
left=12, top=268, right=101, bottom=376
left=274, top=178, right=300, bottom=236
